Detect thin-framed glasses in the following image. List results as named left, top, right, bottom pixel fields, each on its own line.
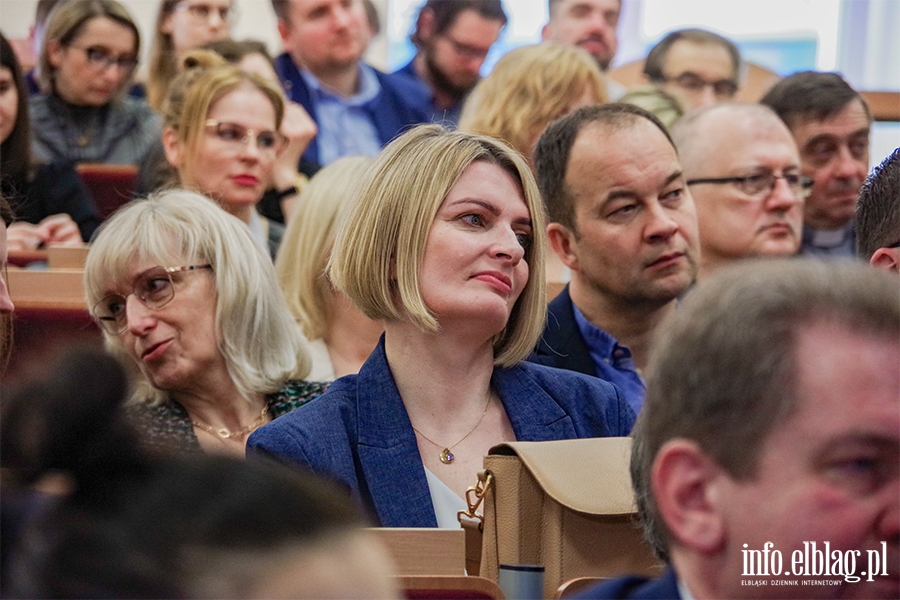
left=68, top=45, right=138, bottom=73
left=173, top=1, right=238, bottom=24
left=661, top=72, right=738, bottom=99
left=92, top=265, right=212, bottom=335
left=441, top=33, right=491, bottom=61
left=204, top=120, right=287, bottom=155
left=687, top=173, right=814, bottom=200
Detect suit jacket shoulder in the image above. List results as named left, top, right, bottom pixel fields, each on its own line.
left=531, top=285, right=596, bottom=376
left=575, top=568, right=681, bottom=599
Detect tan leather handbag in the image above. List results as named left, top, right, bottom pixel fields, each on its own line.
left=460, top=438, right=661, bottom=598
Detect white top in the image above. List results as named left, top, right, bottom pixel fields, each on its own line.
left=424, top=467, right=469, bottom=529
left=306, top=337, right=337, bottom=382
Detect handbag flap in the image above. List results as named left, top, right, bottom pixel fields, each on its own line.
left=487, top=438, right=636, bottom=515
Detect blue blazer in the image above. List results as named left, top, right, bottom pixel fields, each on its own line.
left=530, top=285, right=596, bottom=376
left=274, top=54, right=432, bottom=166
left=248, top=338, right=635, bottom=527
left=574, top=568, right=681, bottom=599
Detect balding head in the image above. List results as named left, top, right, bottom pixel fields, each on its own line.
left=672, top=103, right=807, bottom=276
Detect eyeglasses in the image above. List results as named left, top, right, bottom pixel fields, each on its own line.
left=68, top=45, right=138, bottom=73
left=204, top=120, right=287, bottom=155
left=687, top=173, right=814, bottom=200
left=92, top=265, right=212, bottom=335
left=173, top=2, right=238, bottom=24
left=661, top=72, right=738, bottom=99
left=441, top=34, right=492, bottom=61
left=888, top=241, right=900, bottom=249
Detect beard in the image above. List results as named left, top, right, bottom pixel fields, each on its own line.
left=423, top=46, right=478, bottom=103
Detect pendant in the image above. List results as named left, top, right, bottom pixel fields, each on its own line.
left=440, top=448, right=455, bottom=464
left=215, top=428, right=232, bottom=439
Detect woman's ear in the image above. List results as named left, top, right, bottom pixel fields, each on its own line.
left=45, top=39, right=64, bottom=69
left=162, top=127, right=184, bottom=170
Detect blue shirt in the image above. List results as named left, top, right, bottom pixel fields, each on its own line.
left=573, top=304, right=646, bottom=415
left=299, top=65, right=383, bottom=165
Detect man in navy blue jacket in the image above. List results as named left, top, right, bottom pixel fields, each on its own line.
left=270, top=0, right=431, bottom=167
left=531, top=104, right=699, bottom=415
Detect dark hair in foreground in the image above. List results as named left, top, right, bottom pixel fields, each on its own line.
left=857, top=148, right=900, bottom=259
left=631, top=259, right=899, bottom=559
left=1, top=349, right=365, bottom=597
left=534, top=103, right=674, bottom=232
left=760, top=71, right=871, bottom=129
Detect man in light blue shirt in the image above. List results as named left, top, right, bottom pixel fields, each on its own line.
left=271, top=0, right=431, bottom=167
left=530, top=104, right=700, bottom=414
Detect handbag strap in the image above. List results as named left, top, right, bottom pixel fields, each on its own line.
left=457, top=470, right=493, bottom=530
left=458, top=470, right=494, bottom=577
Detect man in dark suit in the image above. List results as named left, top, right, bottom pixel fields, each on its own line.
left=578, top=259, right=899, bottom=599
left=270, top=0, right=431, bottom=168
left=531, top=104, right=699, bottom=414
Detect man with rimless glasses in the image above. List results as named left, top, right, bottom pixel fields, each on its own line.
left=643, top=28, right=741, bottom=111
left=672, top=103, right=808, bottom=278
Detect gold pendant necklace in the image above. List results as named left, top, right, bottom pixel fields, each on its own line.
left=191, top=404, right=269, bottom=440
left=412, top=395, right=491, bottom=464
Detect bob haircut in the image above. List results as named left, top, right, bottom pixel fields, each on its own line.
left=276, top=156, right=374, bottom=341
left=39, top=0, right=141, bottom=95
left=162, top=50, right=286, bottom=180
left=84, top=190, right=310, bottom=406
left=458, top=42, right=607, bottom=163
left=329, top=125, right=547, bottom=367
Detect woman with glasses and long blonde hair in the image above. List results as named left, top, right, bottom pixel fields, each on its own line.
left=30, top=0, right=160, bottom=167
left=146, top=0, right=236, bottom=111
left=83, top=190, right=327, bottom=457
left=161, top=50, right=295, bottom=257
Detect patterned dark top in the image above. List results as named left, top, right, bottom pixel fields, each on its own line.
left=125, top=380, right=329, bottom=455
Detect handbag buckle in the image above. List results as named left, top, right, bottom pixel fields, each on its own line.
left=457, top=470, right=493, bottom=529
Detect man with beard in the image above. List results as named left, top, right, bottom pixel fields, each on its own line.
left=673, top=103, right=809, bottom=279
left=542, top=0, right=625, bottom=100
left=531, top=104, right=700, bottom=414
left=761, top=72, right=872, bottom=258
left=394, top=0, right=507, bottom=127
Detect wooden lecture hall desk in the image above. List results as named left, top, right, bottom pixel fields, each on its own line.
left=4, top=247, right=102, bottom=386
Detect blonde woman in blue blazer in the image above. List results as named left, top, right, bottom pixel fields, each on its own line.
left=248, top=125, right=635, bottom=527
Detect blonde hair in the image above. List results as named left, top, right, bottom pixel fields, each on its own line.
left=84, top=190, right=310, bottom=406
left=162, top=49, right=285, bottom=180
left=39, top=0, right=140, bottom=96
left=329, top=125, right=547, bottom=367
left=276, top=157, right=374, bottom=341
left=458, top=42, right=607, bottom=163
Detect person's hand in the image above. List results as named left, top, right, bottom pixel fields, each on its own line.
left=6, top=221, right=44, bottom=251
left=271, top=101, right=317, bottom=191
left=39, top=214, right=82, bottom=247
left=6, top=214, right=83, bottom=250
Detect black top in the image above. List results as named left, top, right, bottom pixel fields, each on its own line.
left=1, top=161, right=101, bottom=242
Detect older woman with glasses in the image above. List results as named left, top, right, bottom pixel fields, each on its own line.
left=83, top=190, right=327, bottom=456
left=147, top=0, right=236, bottom=111
left=30, top=0, right=161, bottom=167
left=249, top=125, right=634, bottom=528
left=161, top=50, right=294, bottom=257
